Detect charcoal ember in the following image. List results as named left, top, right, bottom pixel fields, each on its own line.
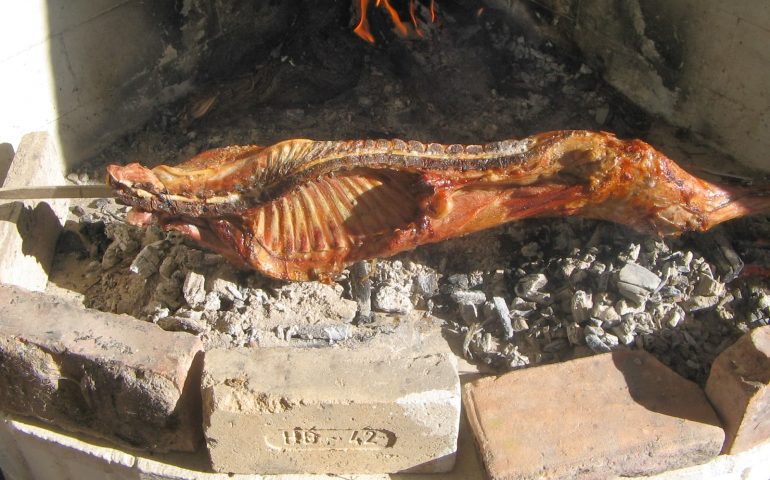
left=459, top=303, right=480, bottom=324
left=616, top=263, right=661, bottom=303
left=207, top=268, right=244, bottom=303
left=565, top=322, right=583, bottom=345
left=413, top=270, right=439, bottom=298
left=443, top=273, right=471, bottom=293
left=101, top=223, right=143, bottom=268
left=585, top=333, right=611, bottom=353
left=630, top=311, right=654, bottom=334
left=129, top=241, right=166, bottom=278
left=373, top=284, right=413, bottom=315
left=682, top=295, right=721, bottom=312
left=585, top=325, right=604, bottom=337
left=510, top=297, right=537, bottom=314
left=451, top=289, right=487, bottom=305
left=543, top=338, right=569, bottom=353
left=504, top=345, right=530, bottom=368
left=695, top=229, right=744, bottom=282
left=488, top=270, right=509, bottom=297
left=570, top=290, right=594, bottom=323
left=151, top=269, right=184, bottom=309
left=157, top=308, right=208, bottom=334
left=618, top=243, right=641, bottom=263
left=280, top=324, right=352, bottom=343
left=520, top=242, right=541, bottom=258
left=603, top=332, right=620, bottom=348
left=694, top=275, right=725, bottom=297
left=196, top=292, right=219, bottom=312
left=215, top=311, right=246, bottom=337
left=182, top=270, right=207, bottom=308
left=615, top=299, right=644, bottom=317
left=349, top=261, right=373, bottom=322
left=511, top=315, right=530, bottom=332
left=492, top=296, right=514, bottom=340
left=612, top=320, right=636, bottom=345
left=515, top=273, right=550, bottom=304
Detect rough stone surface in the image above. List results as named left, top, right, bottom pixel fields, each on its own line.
left=463, top=350, right=724, bottom=480
left=0, top=132, right=69, bottom=291
left=0, top=284, right=204, bottom=452
left=706, top=326, right=770, bottom=453
left=201, top=344, right=460, bottom=474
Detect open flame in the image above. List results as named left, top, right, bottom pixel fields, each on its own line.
left=354, top=0, right=437, bottom=43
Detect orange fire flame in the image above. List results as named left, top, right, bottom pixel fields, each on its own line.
left=354, top=0, right=437, bottom=43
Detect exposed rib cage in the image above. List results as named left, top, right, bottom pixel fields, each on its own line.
left=107, top=130, right=770, bottom=281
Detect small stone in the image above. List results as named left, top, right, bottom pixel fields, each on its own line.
left=373, top=284, right=413, bottom=315
left=450, top=290, right=487, bottom=305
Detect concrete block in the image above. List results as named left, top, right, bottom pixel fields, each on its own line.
left=0, top=132, right=68, bottom=292
left=706, top=326, right=770, bottom=453
left=201, top=344, right=460, bottom=474
left=0, top=284, right=204, bottom=452
left=463, top=350, right=724, bottom=480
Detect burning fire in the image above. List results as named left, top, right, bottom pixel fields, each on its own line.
left=353, top=0, right=437, bottom=43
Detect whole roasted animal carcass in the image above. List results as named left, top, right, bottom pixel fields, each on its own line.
left=107, top=130, right=770, bottom=281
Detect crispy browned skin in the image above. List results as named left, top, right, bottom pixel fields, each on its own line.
left=107, top=130, right=770, bottom=281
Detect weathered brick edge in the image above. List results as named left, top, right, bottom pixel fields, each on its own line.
left=0, top=284, right=204, bottom=452
left=706, top=325, right=770, bottom=454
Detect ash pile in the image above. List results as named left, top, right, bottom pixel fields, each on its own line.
left=52, top=201, right=770, bottom=385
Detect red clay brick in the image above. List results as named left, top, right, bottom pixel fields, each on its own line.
left=0, top=284, right=204, bottom=452
left=463, top=350, right=724, bottom=480
left=706, top=326, right=770, bottom=453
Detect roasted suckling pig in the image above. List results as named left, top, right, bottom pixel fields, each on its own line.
left=107, top=130, right=770, bottom=281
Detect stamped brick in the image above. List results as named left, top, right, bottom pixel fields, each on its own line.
left=706, top=326, right=770, bottom=453
left=0, top=132, right=69, bottom=292
left=463, top=350, right=724, bottom=480
left=201, top=344, right=460, bottom=474
left=0, top=284, right=204, bottom=452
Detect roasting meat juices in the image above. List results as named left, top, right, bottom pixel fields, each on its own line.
left=107, top=130, right=770, bottom=281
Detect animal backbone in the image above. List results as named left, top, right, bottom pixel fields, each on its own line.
left=107, top=130, right=770, bottom=281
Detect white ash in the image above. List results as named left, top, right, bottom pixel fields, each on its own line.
left=52, top=189, right=769, bottom=384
